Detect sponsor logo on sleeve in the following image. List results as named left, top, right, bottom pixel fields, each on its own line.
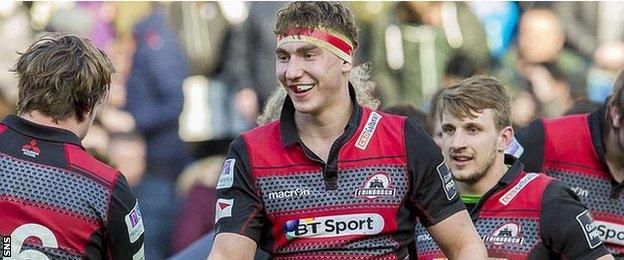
left=216, top=159, right=235, bottom=189
left=215, top=198, right=234, bottom=223
left=125, top=201, right=145, bottom=243
left=499, top=173, right=539, bottom=205
left=595, top=220, right=624, bottom=246
left=355, top=112, right=382, bottom=150
left=483, top=223, right=524, bottom=245
left=437, top=162, right=457, bottom=201
left=355, top=172, right=396, bottom=199
left=282, top=213, right=384, bottom=240
left=576, top=210, right=603, bottom=249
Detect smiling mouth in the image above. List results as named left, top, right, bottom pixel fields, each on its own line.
left=451, top=154, right=473, bottom=163
left=289, top=84, right=315, bottom=94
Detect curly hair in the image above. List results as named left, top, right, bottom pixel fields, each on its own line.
left=13, top=33, right=115, bottom=122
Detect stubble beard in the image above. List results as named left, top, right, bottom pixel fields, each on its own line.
left=452, top=145, right=498, bottom=184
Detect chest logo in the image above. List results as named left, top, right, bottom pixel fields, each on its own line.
left=356, top=172, right=395, bottom=199
left=484, top=223, right=524, bottom=245
left=355, top=111, right=382, bottom=150
left=283, top=213, right=384, bottom=240
left=595, top=220, right=623, bottom=246
left=21, top=139, right=40, bottom=158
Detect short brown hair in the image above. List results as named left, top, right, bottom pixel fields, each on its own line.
left=274, top=1, right=358, bottom=50
left=437, top=75, right=512, bottom=130
left=609, top=69, right=624, bottom=123
left=13, top=34, right=114, bottom=122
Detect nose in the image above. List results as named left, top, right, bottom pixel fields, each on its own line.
left=446, top=130, right=467, bottom=152
left=285, top=57, right=304, bottom=81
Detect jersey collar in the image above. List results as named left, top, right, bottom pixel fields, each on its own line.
left=280, top=83, right=362, bottom=147
left=498, top=154, right=526, bottom=185
left=2, top=115, right=83, bottom=148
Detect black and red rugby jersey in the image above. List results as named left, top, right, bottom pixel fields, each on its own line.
left=0, top=115, right=145, bottom=259
left=215, top=86, right=464, bottom=259
left=517, top=107, right=624, bottom=257
left=416, top=155, right=610, bottom=259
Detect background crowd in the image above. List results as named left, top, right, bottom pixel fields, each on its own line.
left=0, top=2, right=623, bottom=259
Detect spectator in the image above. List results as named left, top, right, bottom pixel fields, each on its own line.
left=371, top=1, right=490, bottom=108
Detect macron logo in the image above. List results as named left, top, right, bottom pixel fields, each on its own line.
left=355, top=112, right=382, bottom=150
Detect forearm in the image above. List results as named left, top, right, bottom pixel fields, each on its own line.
left=444, top=239, right=487, bottom=260
left=427, top=211, right=487, bottom=259
left=207, top=233, right=256, bottom=260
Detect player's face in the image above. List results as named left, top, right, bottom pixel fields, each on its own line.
left=276, top=41, right=346, bottom=115
left=440, top=109, right=505, bottom=184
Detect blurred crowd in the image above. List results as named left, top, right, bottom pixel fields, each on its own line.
left=1, top=1, right=623, bottom=259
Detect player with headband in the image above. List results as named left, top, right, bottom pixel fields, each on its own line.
left=208, top=2, right=486, bottom=259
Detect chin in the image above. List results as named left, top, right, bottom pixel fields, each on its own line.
left=452, top=169, right=485, bottom=184
left=292, top=102, right=320, bottom=114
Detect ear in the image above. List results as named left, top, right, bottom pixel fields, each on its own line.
left=498, top=126, right=514, bottom=153
left=610, top=104, right=622, bottom=128
left=341, top=60, right=352, bottom=73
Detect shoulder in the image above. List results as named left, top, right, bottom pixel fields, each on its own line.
left=241, top=121, right=281, bottom=143
left=64, top=144, right=120, bottom=186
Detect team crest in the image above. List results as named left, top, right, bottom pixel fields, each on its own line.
left=483, top=223, right=524, bottom=246
left=356, top=172, right=395, bottom=199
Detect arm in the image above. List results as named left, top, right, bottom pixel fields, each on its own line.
left=404, top=119, right=486, bottom=259
left=107, top=174, right=146, bottom=259
left=426, top=210, right=487, bottom=259
left=541, top=181, right=612, bottom=259
left=208, top=233, right=257, bottom=260
left=207, top=136, right=267, bottom=258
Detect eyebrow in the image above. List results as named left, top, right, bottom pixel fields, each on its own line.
left=275, top=45, right=320, bottom=55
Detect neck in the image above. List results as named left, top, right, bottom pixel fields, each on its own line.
left=20, top=111, right=86, bottom=139
left=295, top=85, right=353, bottom=142
left=457, top=154, right=507, bottom=196
left=604, top=128, right=624, bottom=183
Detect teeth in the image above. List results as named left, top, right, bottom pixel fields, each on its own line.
left=297, top=84, right=314, bottom=92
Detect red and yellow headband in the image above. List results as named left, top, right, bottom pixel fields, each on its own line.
left=277, top=27, right=354, bottom=63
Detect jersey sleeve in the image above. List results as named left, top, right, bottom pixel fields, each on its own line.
left=107, top=174, right=146, bottom=260
left=540, top=180, right=610, bottom=259
left=404, top=119, right=465, bottom=227
left=214, top=136, right=268, bottom=243
left=516, top=119, right=546, bottom=172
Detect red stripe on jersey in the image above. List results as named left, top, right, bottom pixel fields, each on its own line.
left=64, top=144, right=118, bottom=184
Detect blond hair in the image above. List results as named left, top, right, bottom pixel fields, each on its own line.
left=437, top=75, right=512, bottom=130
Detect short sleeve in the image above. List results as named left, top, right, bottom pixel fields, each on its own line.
left=540, top=180, right=610, bottom=259
left=214, top=136, right=268, bottom=243
left=404, top=119, right=465, bottom=227
left=107, top=174, right=146, bottom=260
